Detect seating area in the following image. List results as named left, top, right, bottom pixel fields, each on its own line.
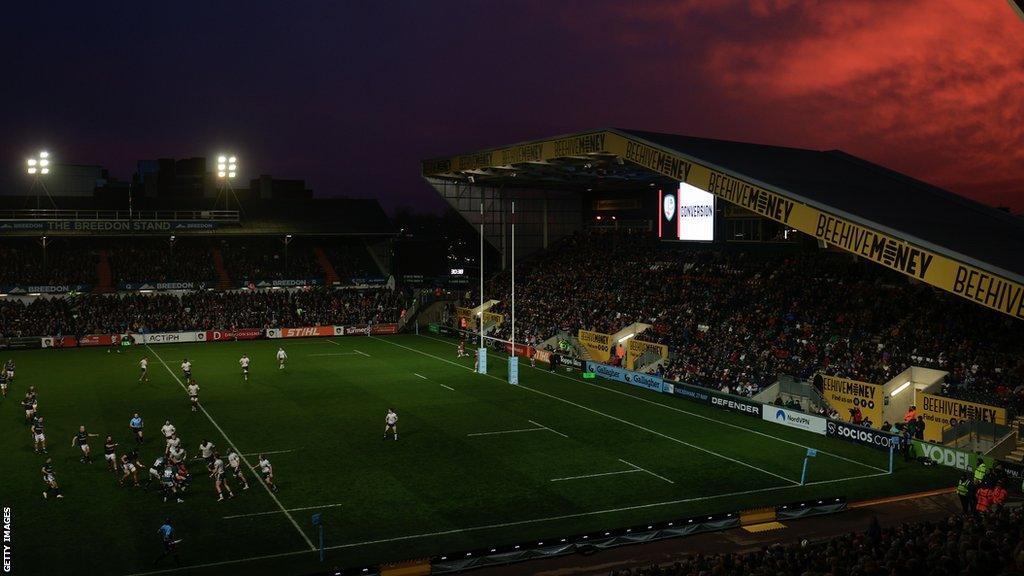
left=474, top=231, right=1024, bottom=412
left=610, top=506, right=1024, bottom=576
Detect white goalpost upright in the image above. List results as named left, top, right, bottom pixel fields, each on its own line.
left=508, top=200, right=519, bottom=384
left=477, top=198, right=487, bottom=374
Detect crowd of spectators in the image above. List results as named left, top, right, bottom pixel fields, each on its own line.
left=321, top=240, right=380, bottom=280
left=471, top=230, right=1024, bottom=412
left=107, top=239, right=218, bottom=285
left=0, top=287, right=406, bottom=337
left=219, top=238, right=322, bottom=281
left=0, top=241, right=96, bottom=287
left=609, top=507, right=1024, bottom=576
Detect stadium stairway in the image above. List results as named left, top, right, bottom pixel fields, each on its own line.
left=1007, top=416, right=1024, bottom=463
left=211, top=247, right=234, bottom=290
left=94, top=250, right=114, bottom=293
left=313, top=246, right=340, bottom=285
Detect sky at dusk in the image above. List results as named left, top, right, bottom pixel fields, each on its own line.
left=2, top=0, right=1022, bottom=213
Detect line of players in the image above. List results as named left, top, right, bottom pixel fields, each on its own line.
left=19, top=350, right=286, bottom=501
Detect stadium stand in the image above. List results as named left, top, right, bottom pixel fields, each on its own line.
left=0, top=288, right=406, bottom=337
left=609, top=506, right=1024, bottom=576
left=474, top=230, right=1024, bottom=412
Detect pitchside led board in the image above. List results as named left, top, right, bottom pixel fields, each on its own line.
left=659, top=182, right=716, bottom=242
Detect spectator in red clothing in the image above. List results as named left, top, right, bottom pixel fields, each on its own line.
left=975, top=486, right=992, bottom=514
left=903, top=405, right=917, bottom=424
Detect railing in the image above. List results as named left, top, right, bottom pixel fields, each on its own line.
left=0, top=209, right=240, bottom=222
left=941, top=420, right=1013, bottom=453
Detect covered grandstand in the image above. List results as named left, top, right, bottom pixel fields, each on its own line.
left=422, top=128, right=1024, bottom=322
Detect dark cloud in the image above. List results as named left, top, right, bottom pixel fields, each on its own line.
left=1, top=0, right=1020, bottom=212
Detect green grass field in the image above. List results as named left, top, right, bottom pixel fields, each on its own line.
left=0, top=333, right=957, bottom=576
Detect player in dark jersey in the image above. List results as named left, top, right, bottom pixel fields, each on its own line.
left=103, top=436, right=119, bottom=472
left=41, top=458, right=63, bottom=499
left=119, top=450, right=143, bottom=487
left=71, top=425, right=99, bottom=463
left=4, top=359, right=14, bottom=381
left=22, top=395, right=35, bottom=422
left=31, top=416, right=47, bottom=454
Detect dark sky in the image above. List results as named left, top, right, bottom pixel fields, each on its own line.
left=3, top=0, right=1022, bottom=213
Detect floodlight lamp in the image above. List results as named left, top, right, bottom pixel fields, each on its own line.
left=27, top=159, right=37, bottom=167
left=39, top=151, right=49, bottom=159
left=228, top=171, right=236, bottom=178
left=218, top=155, right=227, bottom=163
left=27, top=167, right=37, bottom=174
left=229, top=156, right=236, bottom=163
left=41, top=168, right=49, bottom=174
left=40, top=159, right=49, bottom=167
left=218, top=171, right=226, bottom=178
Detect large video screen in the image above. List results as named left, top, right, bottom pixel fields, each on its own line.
left=676, top=182, right=715, bottom=241
left=658, top=183, right=715, bottom=241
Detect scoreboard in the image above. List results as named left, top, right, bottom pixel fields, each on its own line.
left=658, top=182, right=716, bottom=242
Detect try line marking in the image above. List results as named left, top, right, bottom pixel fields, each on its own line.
left=417, top=333, right=886, bottom=474
left=372, top=336, right=798, bottom=486
left=144, top=344, right=316, bottom=552
left=325, top=339, right=370, bottom=357
left=126, top=470, right=888, bottom=576
left=414, top=372, right=455, bottom=391
left=241, top=448, right=300, bottom=457
left=224, top=503, right=344, bottom=520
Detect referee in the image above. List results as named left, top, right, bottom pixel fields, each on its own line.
left=154, top=518, right=181, bottom=567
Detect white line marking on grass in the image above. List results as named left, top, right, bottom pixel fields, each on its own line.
left=467, top=427, right=547, bottom=437
left=414, top=373, right=428, bottom=379
left=353, top=348, right=370, bottom=357
left=372, top=336, right=798, bottom=486
left=223, top=503, right=344, bottom=520
left=241, top=448, right=300, bottom=457
left=125, top=470, right=891, bottom=576
left=550, top=468, right=640, bottom=482
left=528, top=419, right=569, bottom=438
left=417, top=333, right=886, bottom=474
left=145, top=344, right=316, bottom=552
left=440, top=384, right=456, bottom=391
left=619, top=458, right=675, bottom=484
left=307, top=352, right=360, bottom=357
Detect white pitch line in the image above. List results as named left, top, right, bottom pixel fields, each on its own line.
left=125, top=470, right=891, bottom=576
left=353, top=348, right=370, bottom=357
left=241, top=448, right=299, bottom=457
left=417, top=333, right=886, bottom=474
left=372, top=336, right=798, bottom=486
left=467, top=427, right=547, bottom=437
left=619, top=458, right=675, bottom=484
left=307, top=352, right=360, bottom=357
left=223, top=503, right=344, bottom=520
left=528, top=419, right=569, bottom=438
left=550, top=468, right=640, bottom=482
left=440, top=384, right=456, bottom=391
left=414, top=373, right=428, bottom=379
left=144, top=344, right=316, bottom=552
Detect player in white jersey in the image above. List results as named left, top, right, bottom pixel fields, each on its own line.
left=198, top=440, right=216, bottom=470
left=148, top=455, right=167, bottom=485
left=180, top=359, right=192, bottom=380
left=5, top=358, right=15, bottom=381
left=239, top=355, right=250, bottom=381
left=139, top=357, right=149, bottom=382
left=166, top=433, right=181, bottom=452
left=160, top=420, right=176, bottom=440
left=276, top=348, right=287, bottom=370
left=457, top=339, right=467, bottom=358
left=383, top=409, right=399, bottom=441
left=257, top=454, right=279, bottom=493
left=209, top=453, right=235, bottom=501
left=168, top=444, right=186, bottom=465
left=186, top=379, right=199, bottom=412
left=226, top=449, right=250, bottom=490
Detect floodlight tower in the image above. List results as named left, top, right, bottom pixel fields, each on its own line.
left=215, top=154, right=239, bottom=210
left=26, top=150, right=56, bottom=209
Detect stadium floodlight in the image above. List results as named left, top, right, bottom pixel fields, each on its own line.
left=216, top=154, right=238, bottom=179
left=26, top=150, right=51, bottom=175
left=891, top=381, right=912, bottom=397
